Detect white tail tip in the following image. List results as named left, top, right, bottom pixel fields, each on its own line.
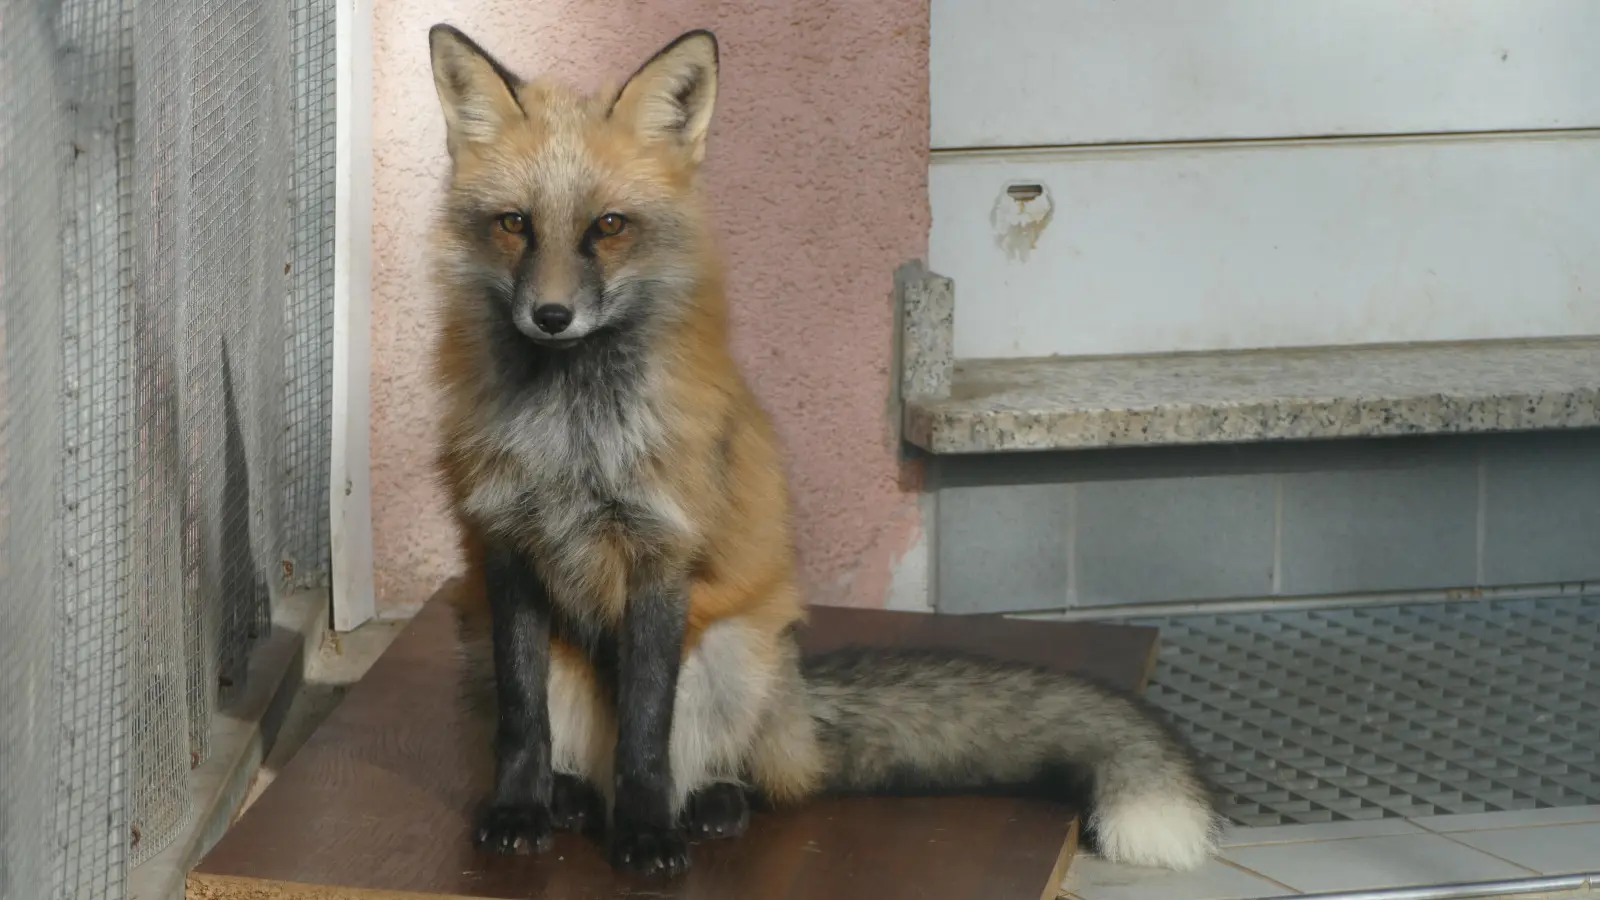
left=1090, top=794, right=1220, bottom=871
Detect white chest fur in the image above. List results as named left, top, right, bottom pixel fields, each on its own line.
left=460, top=374, right=693, bottom=570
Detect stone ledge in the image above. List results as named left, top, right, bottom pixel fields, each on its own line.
left=903, top=338, right=1600, bottom=454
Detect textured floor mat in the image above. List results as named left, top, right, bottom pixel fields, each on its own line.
left=1125, top=595, right=1600, bottom=827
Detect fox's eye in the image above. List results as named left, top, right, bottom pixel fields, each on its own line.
left=594, top=213, right=628, bottom=237
left=498, top=212, right=528, bottom=235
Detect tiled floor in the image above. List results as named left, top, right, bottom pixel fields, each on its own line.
left=1060, top=595, right=1600, bottom=898
left=1060, top=807, right=1600, bottom=899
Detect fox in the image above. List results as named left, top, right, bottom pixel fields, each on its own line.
left=425, top=24, right=1223, bottom=878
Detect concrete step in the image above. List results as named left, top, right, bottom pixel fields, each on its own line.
left=903, top=338, right=1600, bottom=454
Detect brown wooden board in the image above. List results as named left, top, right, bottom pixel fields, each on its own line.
left=190, top=588, right=1159, bottom=900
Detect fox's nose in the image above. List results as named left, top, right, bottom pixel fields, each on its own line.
left=532, top=304, right=573, bottom=335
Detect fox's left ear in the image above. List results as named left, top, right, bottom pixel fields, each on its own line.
left=610, top=30, right=719, bottom=165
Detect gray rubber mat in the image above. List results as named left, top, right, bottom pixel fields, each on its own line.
left=1129, top=595, right=1600, bottom=827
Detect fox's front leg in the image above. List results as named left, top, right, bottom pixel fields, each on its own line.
left=609, top=573, right=691, bottom=876
left=474, top=543, right=556, bottom=855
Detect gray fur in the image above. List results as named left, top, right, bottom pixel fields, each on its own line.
left=801, top=647, right=1223, bottom=869
left=453, top=324, right=697, bottom=627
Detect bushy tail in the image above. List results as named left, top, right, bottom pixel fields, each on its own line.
left=801, top=648, right=1221, bottom=871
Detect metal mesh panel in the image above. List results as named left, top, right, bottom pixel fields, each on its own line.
left=129, top=0, right=195, bottom=867
left=54, top=0, right=136, bottom=889
left=135, top=0, right=197, bottom=782
left=1, top=0, right=335, bottom=893
left=182, top=0, right=291, bottom=729
left=1, top=2, right=65, bottom=897
left=1139, top=596, right=1600, bottom=829
left=286, top=0, right=336, bottom=590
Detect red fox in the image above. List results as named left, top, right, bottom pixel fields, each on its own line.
left=426, top=24, right=1221, bottom=877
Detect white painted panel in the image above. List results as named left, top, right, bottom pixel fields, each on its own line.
left=931, top=134, right=1600, bottom=359
left=931, top=0, right=1600, bottom=149
left=332, top=0, right=375, bottom=631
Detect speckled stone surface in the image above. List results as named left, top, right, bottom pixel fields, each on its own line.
left=895, top=260, right=954, bottom=400
left=903, top=338, right=1600, bottom=454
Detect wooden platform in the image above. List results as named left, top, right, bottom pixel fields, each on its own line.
left=188, top=589, right=1161, bottom=900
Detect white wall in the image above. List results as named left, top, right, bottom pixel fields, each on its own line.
left=930, top=0, right=1600, bottom=359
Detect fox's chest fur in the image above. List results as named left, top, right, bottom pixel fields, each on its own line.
left=452, top=350, right=696, bottom=616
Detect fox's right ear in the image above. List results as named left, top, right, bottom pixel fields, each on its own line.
left=428, top=25, right=524, bottom=154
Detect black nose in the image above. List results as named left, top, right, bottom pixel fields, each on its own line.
left=532, top=304, right=573, bottom=335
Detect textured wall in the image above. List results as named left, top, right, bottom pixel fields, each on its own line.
left=369, top=0, right=931, bottom=614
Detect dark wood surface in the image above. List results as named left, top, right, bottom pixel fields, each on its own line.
left=190, top=589, right=1159, bottom=900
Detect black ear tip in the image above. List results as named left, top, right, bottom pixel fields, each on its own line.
left=675, top=28, right=720, bottom=65
left=429, top=23, right=464, bottom=48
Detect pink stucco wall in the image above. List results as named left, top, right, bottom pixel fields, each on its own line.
left=368, top=1, right=931, bottom=615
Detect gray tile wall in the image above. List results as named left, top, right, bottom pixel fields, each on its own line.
left=1076, top=475, right=1276, bottom=606
left=929, top=431, right=1600, bottom=614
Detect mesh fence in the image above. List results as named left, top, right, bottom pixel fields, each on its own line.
left=286, top=0, right=336, bottom=593
left=1, top=2, right=66, bottom=898
left=0, top=0, right=336, bottom=895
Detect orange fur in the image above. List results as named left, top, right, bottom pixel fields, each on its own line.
left=427, top=29, right=833, bottom=837
left=431, top=62, right=806, bottom=663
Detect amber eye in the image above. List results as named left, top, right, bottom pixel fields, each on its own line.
left=497, top=212, right=528, bottom=235
left=594, top=213, right=628, bottom=237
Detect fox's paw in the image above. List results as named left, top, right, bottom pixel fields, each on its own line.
left=473, top=803, right=554, bottom=855
left=550, top=773, right=603, bottom=834
left=609, top=821, right=690, bottom=877
left=685, top=783, right=750, bottom=840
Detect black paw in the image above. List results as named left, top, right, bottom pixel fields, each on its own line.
left=550, top=773, right=603, bottom=834
left=609, top=821, right=691, bottom=877
left=473, top=803, right=553, bottom=855
left=684, top=782, right=750, bottom=840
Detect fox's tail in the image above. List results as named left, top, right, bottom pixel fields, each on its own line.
left=801, top=648, right=1221, bottom=871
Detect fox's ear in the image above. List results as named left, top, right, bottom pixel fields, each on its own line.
left=610, top=30, right=719, bottom=165
left=428, top=25, right=524, bottom=154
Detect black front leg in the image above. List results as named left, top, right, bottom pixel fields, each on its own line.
left=474, top=543, right=555, bottom=855
left=609, top=576, right=691, bottom=877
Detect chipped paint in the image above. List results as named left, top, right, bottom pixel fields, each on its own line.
left=991, top=181, right=1054, bottom=263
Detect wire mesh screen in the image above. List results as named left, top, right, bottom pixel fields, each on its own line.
left=0, top=0, right=336, bottom=895
left=1, top=1, right=66, bottom=897
left=55, top=0, right=137, bottom=888
left=286, top=0, right=336, bottom=593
